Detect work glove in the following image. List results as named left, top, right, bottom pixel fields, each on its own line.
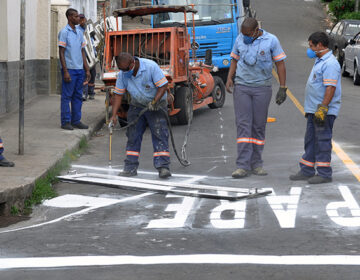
left=314, top=104, right=328, bottom=126
left=147, top=99, right=159, bottom=111
left=275, top=86, right=287, bottom=105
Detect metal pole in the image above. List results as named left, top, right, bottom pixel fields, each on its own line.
left=356, top=0, right=359, bottom=12
left=19, top=0, right=25, bottom=155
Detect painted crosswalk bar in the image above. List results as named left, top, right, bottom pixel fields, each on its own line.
left=58, top=173, right=272, bottom=201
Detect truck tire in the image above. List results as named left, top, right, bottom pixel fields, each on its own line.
left=175, top=86, right=193, bottom=125
left=353, top=63, right=360, bottom=85
left=208, top=76, right=226, bottom=109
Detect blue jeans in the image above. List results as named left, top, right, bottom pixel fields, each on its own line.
left=61, top=69, right=84, bottom=125
left=300, top=114, right=336, bottom=178
left=124, top=105, right=170, bottom=171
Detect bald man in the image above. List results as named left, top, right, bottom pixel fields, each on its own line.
left=226, top=18, right=287, bottom=178
left=110, top=53, right=170, bottom=179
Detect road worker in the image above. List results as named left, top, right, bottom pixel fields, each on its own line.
left=58, top=8, right=91, bottom=130
left=110, top=52, right=171, bottom=179
left=79, top=14, right=97, bottom=101
left=290, top=32, right=341, bottom=184
left=226, top=18, right=287, bottom=178
left=0, top=137, right=15, bottom=167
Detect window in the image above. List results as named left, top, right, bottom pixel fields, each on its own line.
left=331, top=22, right=341, bottom=35
left=337, top=23, right=344, bottom=36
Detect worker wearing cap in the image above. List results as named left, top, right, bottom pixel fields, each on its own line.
left=58, top=8, right=90, bottom=130
left=226, top=18, right=287, bottom=178
left=79, top=14, right=97, bottom=101
left=110, top=52, right=171, bottom=179
left=289, top=32, right=341, bottom=184
left=0, top=137, right=15, bottom=167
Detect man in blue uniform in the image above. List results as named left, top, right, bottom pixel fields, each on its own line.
left=290, top=32, right=341, bottom=184
left=0, top=137, right=15, bottom=167
left=110, top=53, right=171, bottom=179
left=226, top=18, right=287, bottom=178
left=58, top=8, right=90, bottom=130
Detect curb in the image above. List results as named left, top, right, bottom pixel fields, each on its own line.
left=0, top=112, right=106, bottom=216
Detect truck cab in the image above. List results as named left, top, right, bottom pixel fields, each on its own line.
left=152, top=0, right=251, bottom=81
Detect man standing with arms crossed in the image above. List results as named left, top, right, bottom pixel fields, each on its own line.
left=226, top=18, right=287, bottom=178
left=110, top=53, right=171, bottom=179
left=290, top=32, right=341, bottom=184
left=58, top=8, right=90, bottom=130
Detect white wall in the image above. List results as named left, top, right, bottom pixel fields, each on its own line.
left=69, top=0, right=97, bottom=22
left=0, top=0, right=51, bottom=62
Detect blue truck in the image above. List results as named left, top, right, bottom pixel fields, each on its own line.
left=151, top=0, right=253, bottom=81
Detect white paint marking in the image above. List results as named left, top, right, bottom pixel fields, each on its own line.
left=2, top=254, right=360, bottom=269
left=210, top=191, right=247, bottom=228
left=43, top=194, right=120, bottom=208
left=326, top=185, right=360, bottom=227
left=265, top=188, right=302, bottom=228
left=146, top=194, right=197, bottom=229
left=206, top=166, right=217, bottom=173
left=0, top=193, right=152, bottom=234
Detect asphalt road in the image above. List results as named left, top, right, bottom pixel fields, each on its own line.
left=2, top=0, right=360, bottom=279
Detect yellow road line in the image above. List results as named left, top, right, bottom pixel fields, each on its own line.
left=272, top=69, right=360, bottom=182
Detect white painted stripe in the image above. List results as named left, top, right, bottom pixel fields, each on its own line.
left=0, top=193, right=152, bottom=234
left=2, top=254, right=360, bottom=269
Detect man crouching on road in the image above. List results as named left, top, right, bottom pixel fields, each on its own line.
left=290, top=32, right=341, bottom=184
left=226, top=18, right=287, bottom=179
left=110, top=53, right=171, bottom=179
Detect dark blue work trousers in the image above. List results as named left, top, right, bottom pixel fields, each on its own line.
left=0, top=137, right=4, bottom=161
left=233, top=84, right=272, bottom=170
left=124, top=105, right=170, bottom=171
left=300, top=114, right=336, bottom=178
left=61, top=69, right=84, bottom=126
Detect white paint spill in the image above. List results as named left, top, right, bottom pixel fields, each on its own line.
left=146, top=194, right=197, bottom=229
left=0, top=193, right=152, bottom=234
left=210, top=191, right=247, bottom=228
left=265, top=187, right=302, bottom=228
left=2, top=254, right=360, bottom=269
left=43, top=194, right=120, bottom=208
left=327, top=185, right=360, bottom=227
left=206, top=166, right=217, bottom=173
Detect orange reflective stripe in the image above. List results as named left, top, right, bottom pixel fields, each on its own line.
left=81, top=42, right=86, bottom=47
left=273, top=52, right=286, bottom=61
left=316, top=161, right=331, bottom=167
left=155, top=77, right=167, bottom=86
left=59, top=41, right=67, bottom=47
left=154, top=151, right=170, bottom=157
left=230, top=52, right=240, bottom=60
left=300, top=158, right=315, bottom=167
left=126, top=151, right=140, bottom=157
left=323, top=79, right=337, bottom=82
left=114, top=87, right=126, bottom=94
left=237, top=138, right=265, bottom=145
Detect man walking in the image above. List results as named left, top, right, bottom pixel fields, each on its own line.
left=0, top=137, right=15, bottom=167
left=290, top=32, right=341, bottom=184
left=79, top=14, right=97, bottom=101
left=110, top=53, right=171, bottom=179
left=226, top=18, right=287, bottom=178
left=58, top=8, right=90, bottom=130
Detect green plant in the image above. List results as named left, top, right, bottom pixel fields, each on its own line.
left=340, top=11, right=360, bottom=19
left=329, top=0, right=355, bottom=20
left=10, top=206, right=19, bottom=215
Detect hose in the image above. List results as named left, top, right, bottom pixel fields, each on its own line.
left=110, top=106, right=191, bottom=167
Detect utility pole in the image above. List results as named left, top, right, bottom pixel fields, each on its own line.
left=19, top=0, right=25, bottom=155
left=356, top=0, right=359, bottom=12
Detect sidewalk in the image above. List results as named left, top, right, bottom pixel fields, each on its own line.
left=0, top=93, right=106, bottom=215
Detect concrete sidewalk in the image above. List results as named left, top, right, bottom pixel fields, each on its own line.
left=0, top=93, right=106, bottom=215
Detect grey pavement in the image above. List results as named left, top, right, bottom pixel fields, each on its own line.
left=0, top=93, right=106, bottom=214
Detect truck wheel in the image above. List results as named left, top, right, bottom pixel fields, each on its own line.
left=208, top=76, right=226, bottom=109
left=175, top=86, right=193, bottom=125
left=353, top=63, right=360, bottom=85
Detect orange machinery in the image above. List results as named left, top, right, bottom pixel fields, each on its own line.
left=101, top=5, right=226, bottom=125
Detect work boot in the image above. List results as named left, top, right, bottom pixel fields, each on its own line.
left=289, top=171, right=313, bottom=181
left=72, top=122, right=89, bottom=129
left=308, top=175, right=332, bottom=184
left=61, top=123, right=74, bottom=130
left=252, top=167, right=268, bottom=176
left=232, top=168, right=250, bottom=179
left=88, top=95, right=95, bottom=100
left=118, top=169, right=137, bottom=177
left=0, top=157, right=15, bottom=167
left=158, top=168, right=171, bottom=179
left=82, top=96, right=87, bottom=101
